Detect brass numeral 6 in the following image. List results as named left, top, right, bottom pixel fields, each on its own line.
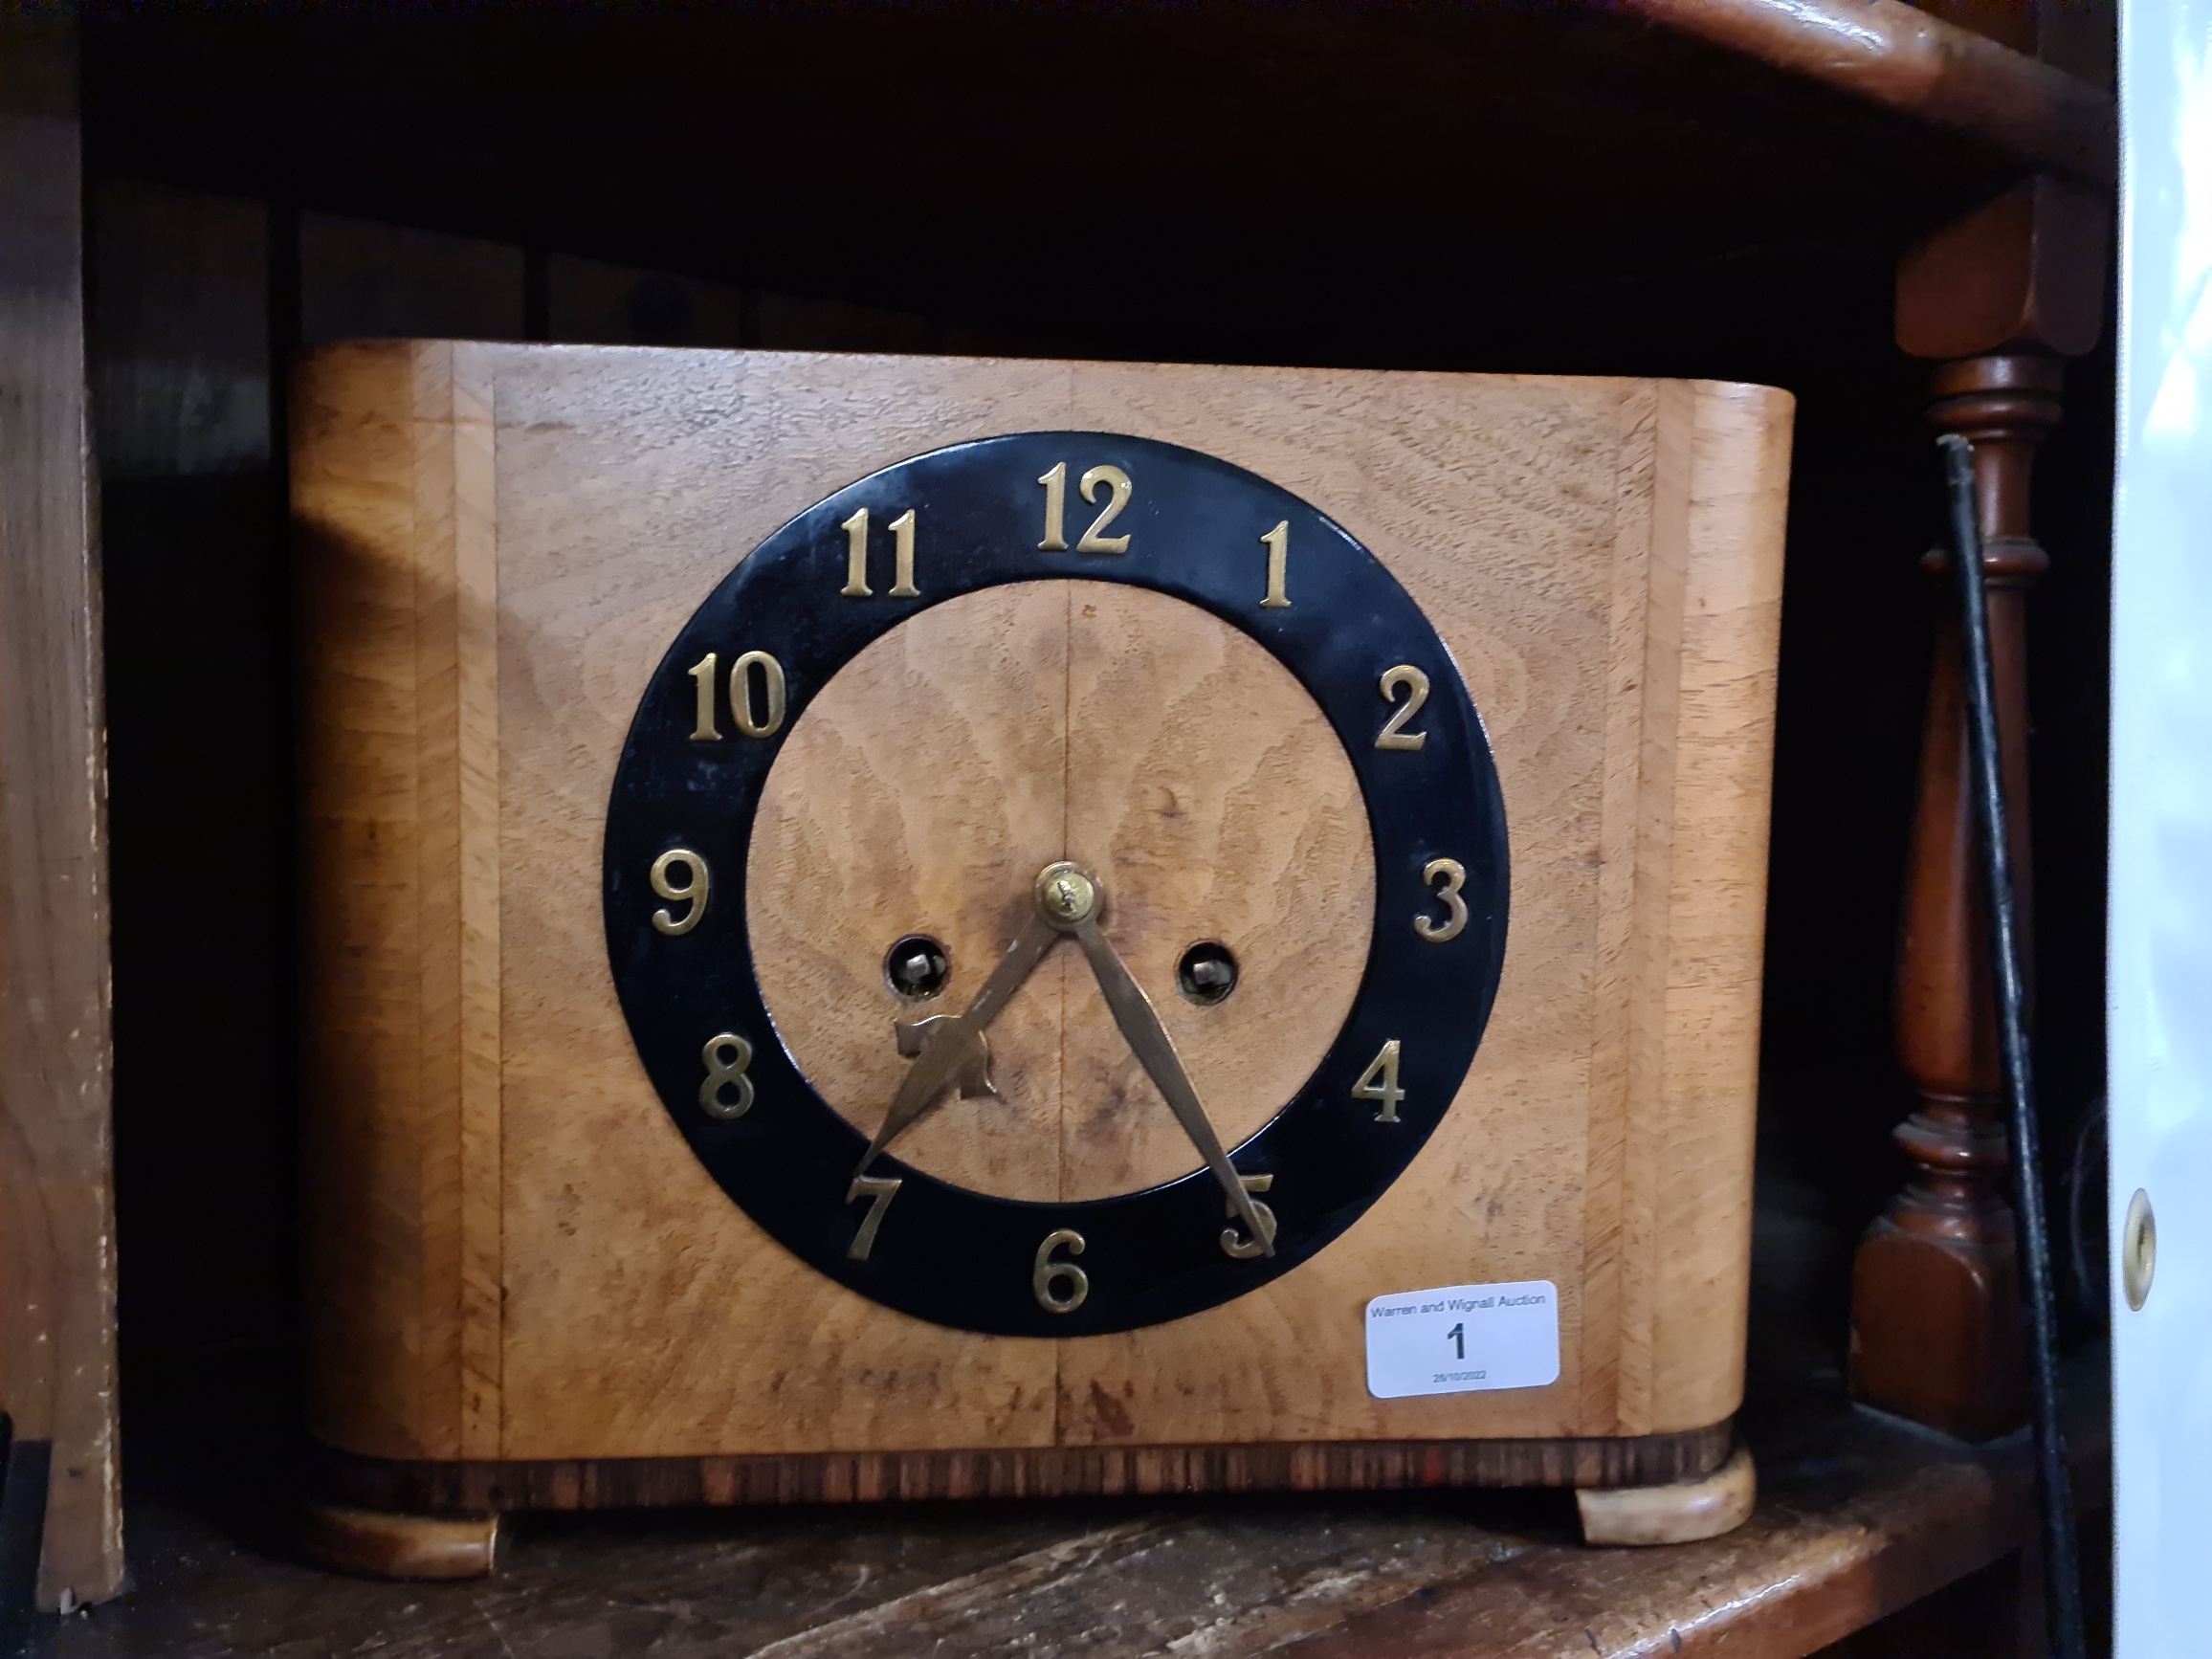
left=1032, top=1228, right=1090, bottom=1312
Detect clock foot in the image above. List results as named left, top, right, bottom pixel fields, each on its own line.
left=1576, top=1441, right=1756, bottom=1546
left=298, top=1499, right=499, bottom=1580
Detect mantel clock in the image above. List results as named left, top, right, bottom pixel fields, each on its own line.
left=295, top=345, right=1789, bottom=1567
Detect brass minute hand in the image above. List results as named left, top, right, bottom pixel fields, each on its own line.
left=855, top=908, right=1057, bottom=1177
left=1068, top=908, right=1275, bottom=1258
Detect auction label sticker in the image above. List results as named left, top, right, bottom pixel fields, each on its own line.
left=1364, top=1280, right=1560, bottom=1399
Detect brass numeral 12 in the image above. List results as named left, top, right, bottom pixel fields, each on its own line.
left=1037, top=462, right=1132, bottom=554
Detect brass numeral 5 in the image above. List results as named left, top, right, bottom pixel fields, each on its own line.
left=1220, top=1173, right=1278, bottom=1260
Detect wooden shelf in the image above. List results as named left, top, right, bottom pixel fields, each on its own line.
left=28, top=1344, right=2103, bottom=1659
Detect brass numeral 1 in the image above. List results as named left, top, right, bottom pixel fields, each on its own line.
left=840, top=505, right=921, bottom=598
left=1415, top=858, right=1468, bottom=942
left=846, top=1175, right=903, bottom=1260
left=1375, top=666, right=1429, bottom=749
left=698, top=1031, right=756, bottom=1119
left=1259, top=520, right=1291, bottom=608
left=688, top=653, right=720, bottom=740
left=1033, top=1228, right=1090, bottom=1312
left=886, top=509, right=920, bottom=598
left=1352, top=1038, right=1405, bottom=1123
left=840, top=506, right=873, bottom=596
left=1038, top=462, right=1069, bottom=550
left=650, top=849, right=711, bottom=935
left=1220, top=1173, right=1278, bottom=1260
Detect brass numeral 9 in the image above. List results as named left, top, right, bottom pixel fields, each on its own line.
left=651, top=849, right=711, bottom=935
left=1032, top=1228, right=1090, bottom=1312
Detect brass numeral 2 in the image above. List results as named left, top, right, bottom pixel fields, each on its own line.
left=687, top=650, right=787, bottom=741
left=1037, top=462, right=1133, bottom=554
left=1375, top=666, right=1429, bottom=749
left=840, top=505, right=920, bottom=599
left=1033, top=1228, right=1090, bottom=1312
left=698, top=1032, right=756, bottom=1119
left=1220, top=1173, right=1278, bottom=1260
left=845, top=1175, right=902, bottom=1261
left=650, top=849, right=710, bottom=935
left=1352, top=1038, right=1405, bottom=1123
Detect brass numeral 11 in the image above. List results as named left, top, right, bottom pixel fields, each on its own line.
left=840, top=506, right=920, bottom=598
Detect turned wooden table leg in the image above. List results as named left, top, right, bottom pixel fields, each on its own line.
left=1848, top=354, right=2062, bottom=1440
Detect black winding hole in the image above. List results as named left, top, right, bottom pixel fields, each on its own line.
left=1176, top=941, right=1239, bottom=1006
left=885, top=935, right=951, bottom=1001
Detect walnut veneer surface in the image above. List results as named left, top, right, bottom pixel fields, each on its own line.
left=294, top=344, right=1790, bottom=1474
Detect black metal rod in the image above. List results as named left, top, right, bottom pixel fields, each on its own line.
left=1937, top=432, right=2085, bottom=1659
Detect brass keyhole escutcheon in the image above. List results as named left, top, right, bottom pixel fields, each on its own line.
left=2123, top=1187, right=2157, bottom=1312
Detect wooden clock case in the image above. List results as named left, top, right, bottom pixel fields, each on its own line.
left=294, top=343, right=1790, bottom=1539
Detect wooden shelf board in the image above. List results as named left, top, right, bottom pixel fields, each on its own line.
left=28, top=1359, right=2104, bottom=1659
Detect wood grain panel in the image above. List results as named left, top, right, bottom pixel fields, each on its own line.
left=295, top=346, right=1792, bottom=1476
left=749, top=579, right=1370, bottom=1205
left=0, top=15, right=123, bottom=1607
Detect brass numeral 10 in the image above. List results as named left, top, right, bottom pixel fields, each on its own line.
left=839, top=506, right=920, bottom=599
left=1037, top=462, right=1133, bottom=554
left=686, top=650, right=787, bottom=741
left=1352, top=1038, right=1405, bottom=1123
left=1033, top=1228, right=1090, bottom=1312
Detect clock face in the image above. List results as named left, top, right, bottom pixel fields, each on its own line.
left=604, top=432, right=1509, bottom=1336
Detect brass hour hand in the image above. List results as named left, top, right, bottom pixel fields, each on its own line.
left=1045, top=866, right=1275, bottom=1259
left=856, top=907, right=1056, bottom=1177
